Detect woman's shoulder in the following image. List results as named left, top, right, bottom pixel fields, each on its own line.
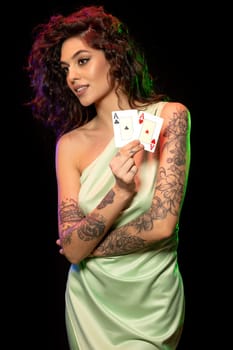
left=57, top=127, right=80, bottom=144
left=55, top=127, right=86, bottom=158
left=161, top=101, right=189, bottom=112
left=160, top=101, right=191, bottom=124
left=55, top=127, right=91, bottom=174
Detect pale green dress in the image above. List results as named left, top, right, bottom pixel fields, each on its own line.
left=65, top=102, right=185, bottom=349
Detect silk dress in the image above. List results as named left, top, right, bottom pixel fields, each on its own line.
left=65, top=102, right=185, bottom=349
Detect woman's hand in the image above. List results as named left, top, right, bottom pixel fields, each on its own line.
left=110, top=140, right=144, bottom=195
left=56, top=238, right=64, bottom=255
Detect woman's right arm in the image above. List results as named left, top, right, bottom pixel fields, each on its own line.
left=55, top=136, right=143, bottom=264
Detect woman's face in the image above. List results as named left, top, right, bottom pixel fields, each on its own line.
left=60, top=36, right=113, bottom=106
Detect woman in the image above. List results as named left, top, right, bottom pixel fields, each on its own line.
left=27, top=5, right=191, bottom=349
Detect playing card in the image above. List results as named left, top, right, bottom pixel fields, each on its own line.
left=112, top=109, right=163, bottom=152
left=112, top=109, right=138, bottom=147
left=136, top=111, right=164, bottom=152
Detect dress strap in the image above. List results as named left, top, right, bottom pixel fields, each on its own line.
left=154, top=101, right=167, bottom=116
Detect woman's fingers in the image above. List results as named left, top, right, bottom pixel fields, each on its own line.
left=120, top=140, right=144, bottom=157
left=56, top=239, right=64, bottom=255
left=110, top=140, right=143, bottom=184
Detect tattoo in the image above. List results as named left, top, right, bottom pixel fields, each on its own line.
left=153, top=108, right=188, bottom=218
left=77, top=213, right=106, bottom=241
left=95, top=228, right=146, bottom=256
left=58, top=198, right=106, bottom=247
left=125, top=213, right=154, bottom=234
left=59, top=198, right=85, bottom=223
left=97, top=190, right=115, bottom=209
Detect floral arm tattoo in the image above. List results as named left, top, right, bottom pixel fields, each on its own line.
left=92, top=108, right=190, bottom=256
left=59, top=190, right=115, bottom=248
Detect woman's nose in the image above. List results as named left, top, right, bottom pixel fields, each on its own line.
left=67, top=67, right=80, bottom=84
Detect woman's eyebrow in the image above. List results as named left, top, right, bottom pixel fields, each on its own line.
left=60, top=49, right=90, bottom=65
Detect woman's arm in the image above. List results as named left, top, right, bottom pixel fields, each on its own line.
left=56, top=136, right=143, bottom=264
left=91, top=102, right=191, bottom=257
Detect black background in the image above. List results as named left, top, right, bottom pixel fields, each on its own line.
left=13, top=1, right=218, bottom=349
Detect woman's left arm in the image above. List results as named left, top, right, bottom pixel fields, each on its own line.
left=91, top=102, right=191, bottom=257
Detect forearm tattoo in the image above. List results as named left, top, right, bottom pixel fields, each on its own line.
left=97, top=190, right=115, bottom=209
left=59, top=198, right=84, bottom=223
left=95, top=228, right=147, bottom=255
left=58, top=198, right=106, bottom=246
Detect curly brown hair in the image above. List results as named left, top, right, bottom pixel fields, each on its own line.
left=27, top=5, right=167, bottom=137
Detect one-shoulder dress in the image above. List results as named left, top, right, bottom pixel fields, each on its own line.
left=65, top=102, right=185, bottom=350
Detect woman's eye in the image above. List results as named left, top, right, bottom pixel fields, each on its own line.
left=78, top=58, right=89, bottom=65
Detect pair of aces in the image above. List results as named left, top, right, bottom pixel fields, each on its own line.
left=112, top=109, right=163, bottom=153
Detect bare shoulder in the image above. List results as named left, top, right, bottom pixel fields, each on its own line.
left=56, top=128, right=83, bottom=154
left=161, top=101, right=191, bottom=127
left=55, top=127, right=88, bottom=175
left=55, top=121, right=112, bottom=173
